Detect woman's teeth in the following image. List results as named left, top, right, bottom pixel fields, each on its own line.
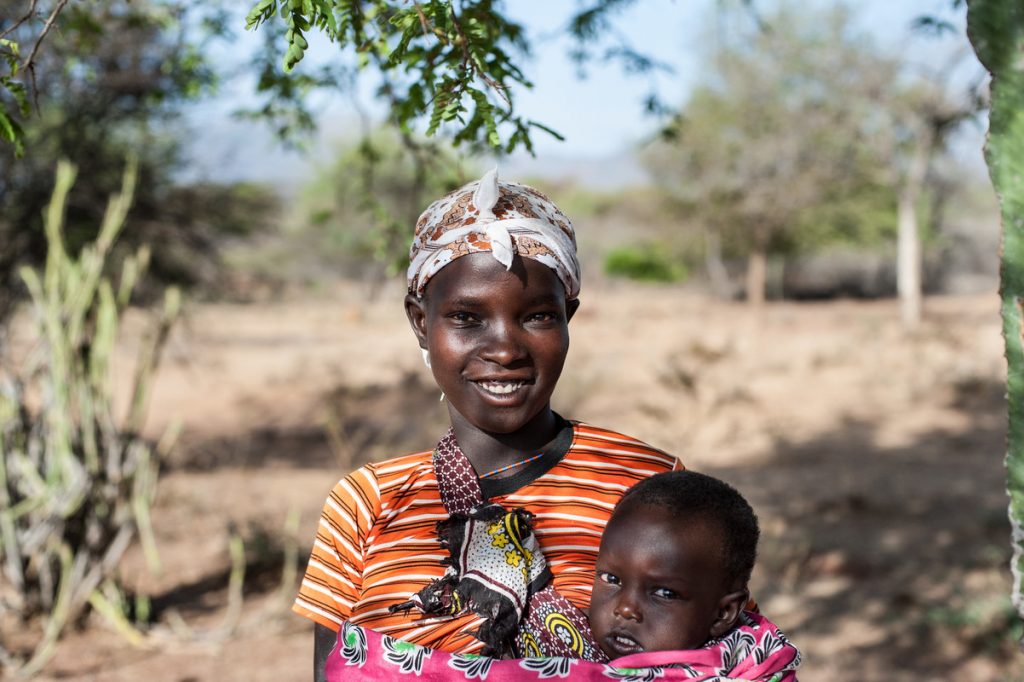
left=477, top=381, right=525, bottom=395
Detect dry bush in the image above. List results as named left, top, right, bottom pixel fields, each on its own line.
left=0, top=160, right=180, bottom=677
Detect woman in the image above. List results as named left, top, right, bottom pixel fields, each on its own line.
left=292, top=169, right=680, bottom=679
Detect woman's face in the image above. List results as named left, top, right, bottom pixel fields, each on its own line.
left=406, top=253, right=577, bottom=436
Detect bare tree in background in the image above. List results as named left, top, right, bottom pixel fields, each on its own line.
left=880, top=50, right=983, bottom=327
left=645, top=5, right=902, bottom=305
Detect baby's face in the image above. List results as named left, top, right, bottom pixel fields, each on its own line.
left=589, top=503, right=731, bottom=659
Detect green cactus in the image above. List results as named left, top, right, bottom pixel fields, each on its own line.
left=0, top=160, right=181, bottom=676
left=965, top=1, right=1024, bottom=624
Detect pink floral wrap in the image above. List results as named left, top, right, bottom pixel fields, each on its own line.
left=326, top=611, right=801, bottom=681
left=406, top=168, right=581, bottom=300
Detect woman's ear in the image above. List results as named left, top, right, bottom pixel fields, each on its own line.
left=566, top=298, right=581, bottom=323
left=405, top=294, right=428, bottom=349
left=709, top=589, right=749, bottom=639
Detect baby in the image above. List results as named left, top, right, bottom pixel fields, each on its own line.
left=325, top=470, right=801, bottom=680
left=588, top=470, right=800, bottom=678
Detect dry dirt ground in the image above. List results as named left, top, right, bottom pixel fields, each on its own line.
left=3, top=282, right=1019, bottom=681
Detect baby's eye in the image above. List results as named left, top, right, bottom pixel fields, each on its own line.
left=597, top=571, right=620, bottom=586
left=652, top=587, right=679, bottom=600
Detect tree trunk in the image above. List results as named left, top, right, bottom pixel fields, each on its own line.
left=897, top=126, right=934, bottom=329
left=897, top=187, right=922, bottom=327
left=703, top=228, right=732, bottom=299
left=745, top=248, right=767, bottom=306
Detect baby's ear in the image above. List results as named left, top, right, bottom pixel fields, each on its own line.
left=709, top=589, right=749, bottom=639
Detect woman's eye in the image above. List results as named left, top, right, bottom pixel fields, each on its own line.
left=598, top=571, right=619, bottom=586
left=652, top=587, right=679, bottom=600
left=526, top=311, right=558, bottom=323
left=449, top=312, right=475, bottom=324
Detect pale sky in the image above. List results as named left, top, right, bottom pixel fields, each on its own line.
left=181, top=0, right=985, bottom=188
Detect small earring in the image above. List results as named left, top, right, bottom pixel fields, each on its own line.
left=421, top=349, right=444, bottom=400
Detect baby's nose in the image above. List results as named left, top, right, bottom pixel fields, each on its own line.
left=613, top=595, right=642, bottom=622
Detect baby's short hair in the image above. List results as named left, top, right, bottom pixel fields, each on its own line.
left=617, top=470, right=759, bottom=589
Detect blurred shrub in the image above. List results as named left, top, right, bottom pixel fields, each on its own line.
left=518, top=179, right=621, bottom=220
left=0, top=161, right=179, bottom=675
left=780, top=182, right=901, bottom=254
left=0, top=0, right=275, bottom=319
left=926, top=595, right=1024, bottom=658
left=133, top=180, right=282, bottom=297
left=283, top=129, right=473, bottom=286
left=604, top=244, right=688, bottom=283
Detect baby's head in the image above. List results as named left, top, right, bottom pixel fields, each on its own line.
left=403, top=169, right=581, bottom=435
left=589, top=470, right=759, bottom=660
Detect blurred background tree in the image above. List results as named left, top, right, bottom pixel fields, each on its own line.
left=1, top=0, right=987, bottom=314
left=876, top=53, right=983, bottom=327
left=227, top=129, right=475, bottom=297
left=296, top=129, right=473, bottom=288
left=0, top=0, right=281, bottom=323
left=643, top=5, right=904, bottom=305
left=642, top=3, right=983, bottom=309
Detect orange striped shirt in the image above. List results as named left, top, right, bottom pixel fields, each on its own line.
left=293, top=422, right=680, bottom=653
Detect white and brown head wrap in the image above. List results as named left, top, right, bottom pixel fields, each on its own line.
left=407, top=168, right=581, bottom=300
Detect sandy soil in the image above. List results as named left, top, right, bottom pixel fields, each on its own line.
left=3, top=282, right=1018, bottom=681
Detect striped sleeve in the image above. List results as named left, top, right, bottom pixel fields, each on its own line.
left=293, top=465, right=382, bottom=631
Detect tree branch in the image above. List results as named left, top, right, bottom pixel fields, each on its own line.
left=0, top=0, right=40, bottom=41
left=21, top=0, right=70, bottom=71
left=446, top=4, right=508, bottom=102
left=412, top=1, right=432, bottom=39
left=13, top=0, right=69, bottom=109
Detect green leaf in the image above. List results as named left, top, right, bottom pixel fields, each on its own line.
left=319, top=1, right=338, bottom=35
left=0, top=109, right=17, bottom=142
left=0, top=102, right=25, bottom=155
left=247, top=0, right=540, bottom=152
left=245, top=0, right=276, bottom=30
left=527, top=120, right=565, bottom=142
left=0, top=38, right=20, bottom=74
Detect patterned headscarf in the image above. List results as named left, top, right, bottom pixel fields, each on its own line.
left=407, top=168, right=581, bottom=300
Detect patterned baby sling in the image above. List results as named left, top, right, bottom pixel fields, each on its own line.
left=389, top=428, right=606, bottom=661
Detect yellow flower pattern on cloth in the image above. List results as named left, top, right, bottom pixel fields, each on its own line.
left=486, top=512, right=536, bottom=582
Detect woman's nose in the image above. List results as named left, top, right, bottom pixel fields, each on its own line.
left=479, top=322, right=525, bottom=365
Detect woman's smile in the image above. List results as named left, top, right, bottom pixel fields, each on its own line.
left=472, top=379, right=530, bottom=398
